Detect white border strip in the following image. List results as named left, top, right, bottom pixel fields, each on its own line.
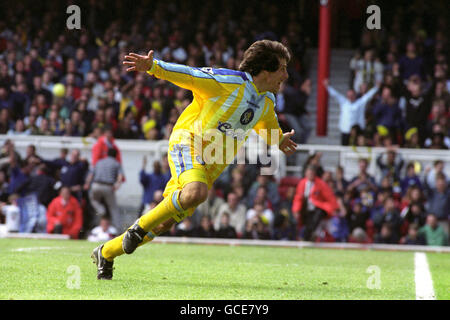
left=152, top=237, right=450, bottom=253
left=1, top=233, right=449, bottom=254
left=2, top=232, right=70, bottom=240
left=414, top=252, right=436, bottom=300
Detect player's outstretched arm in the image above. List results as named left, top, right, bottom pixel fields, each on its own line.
left=279, top=129, right=297, bottom=156
left=123, top=49, right=223, bottom=98
left=123, top=50, right=154, bottom=72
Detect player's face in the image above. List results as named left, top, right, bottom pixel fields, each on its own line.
left=267, top=59, right=288, bottom=93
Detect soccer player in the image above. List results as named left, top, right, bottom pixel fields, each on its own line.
left=91, top=40, right=298, bottom=279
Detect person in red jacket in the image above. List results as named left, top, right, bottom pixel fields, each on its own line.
left=292, top=164, right=338, bottom=241
left=47, top=186, right=83, bottom=239
left=91, top=125, right=122, bottom=167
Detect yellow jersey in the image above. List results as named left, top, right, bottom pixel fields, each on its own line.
left=147, top=59, right=283, bottom=184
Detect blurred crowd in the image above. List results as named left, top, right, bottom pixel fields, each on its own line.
left=0, top=127, right=125, bottom=240
left=326, top=1, right=450, bottom=149
left=0, top=139, right=448, bottom=246
left=145, top=147, right=449, bottom=247
left=0, top=0, right=309, bottom=143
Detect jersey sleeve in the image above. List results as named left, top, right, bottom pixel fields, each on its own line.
left=147, top=59, right=235, bottom=99
left=253, top=95, right=283, bottom=147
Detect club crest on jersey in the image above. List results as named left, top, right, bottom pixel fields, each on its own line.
left=240, top=108, right=254, bottom=125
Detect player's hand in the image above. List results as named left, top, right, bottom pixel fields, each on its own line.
left=279, top=129, right=297, bottom=156
left=323, top=79, right=329, bottom=87
left=123, top=50, right=154, bottom=72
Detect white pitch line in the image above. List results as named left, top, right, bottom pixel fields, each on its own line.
left=414, top=252, right=436, bottom=300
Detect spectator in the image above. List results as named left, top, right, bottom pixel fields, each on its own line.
left=401, top=223, right=426, bottom=245
left=0, top=193, right=20, bottom=232
left=87, top=217, right=118, bottom=242
left=214, top=192, right=247, bottom=236
left=243, top=216, right=271, bottom=240
left=246, top=174, right=280, bottom=210
left=302, top=152, right=324, bottom=178
left=192, top=215, right=216, bottom=238
left=85, top=148, right=124, bottom=230
left=139, top=156, right=169, bottom=213
left=427, top=132, right=448, bottom=150
left=324, top=79, right=379, bottom=145
left=215, top=212, right=237, bottom=239
left=347, top=199, right=369, bottom=235
left=43, top=148, right=69, bottom=177
left=194, top=183, right=225, bottom=226
left=334, top=166, right=349, bottom=197
left=16, top=163, right=56, bottom=206
left=376, top=147, right=404, bottom=187
left=371, top=86, right=403, bottom=143
left=396, top=73, right=435, bottom=145
left=328, top=196, right=350, bottom=242
left=404, top=127, right=421, bottom=148
left=349, top=48, right=383, bottom=93
left=7, top=118, right=31, bottom=136
left=174, top=216, right=194, bottom=237
left=400, top=202, right=427, bottom=228
left=0, top=171, right=10, bottom=202
left=46, top=186, right=83, bottom=239
left=347, top=158, right=378, bottom=194
left=292, top=165, right=338, bottom=241
left=8, top=155, right=32, bottom=196
left=18, top=196, right=48, bottom=234
left=246, top=201, right=275, bottom=230
left=374, top=196, right=402, bottom=239
left=424, top=160, right=446, bottom=194
left=276, top=80, right=311, bottom=144
left=91, top=125, right=122, bottom=166
left=59, top=149, right=89, bottom=200
left=425, top=175, right=450, bottom=236
left=272, top=211, right=296, bottom=240
left=374, top=223, right=400, bottom=244
left=418, top=214, right=448, bottom=246
left=400, top=162, right=422, bottom=195
left=277, top=185, right=297, bottom=227
left=398, top=41, right=425, bottom=81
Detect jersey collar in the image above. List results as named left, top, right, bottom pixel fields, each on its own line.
left=245, top=72, right=268, bottom=96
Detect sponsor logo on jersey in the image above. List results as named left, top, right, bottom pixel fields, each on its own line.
left=217, top=121, right=246, bottom=141
left=240, top=108, right=254, bottom=125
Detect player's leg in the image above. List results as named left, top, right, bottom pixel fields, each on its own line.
left=100, top=181, right=206, bottom=261
left=98, top=136, right=208, bottom=261
left=121, top=180, right=207, bottom=253
left=124, top=141, right=208, bottom=251
left=101, top=158, right=208, bottom=261
left=138, top=180, right=207, bottom=230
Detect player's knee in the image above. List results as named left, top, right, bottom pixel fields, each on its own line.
left=180, top=182, right=208, bottom=208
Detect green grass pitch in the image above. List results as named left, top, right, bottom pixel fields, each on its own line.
left=0, top=238, right=448, bottom=300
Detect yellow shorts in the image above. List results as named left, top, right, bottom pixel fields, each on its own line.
left=163, top=132, right=213, bottom=221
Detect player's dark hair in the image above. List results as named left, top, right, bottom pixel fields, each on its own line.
left=238, top=40, right=290, bottom=76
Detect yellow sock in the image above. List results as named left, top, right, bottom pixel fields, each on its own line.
left=138, top=190, right=186, bottom=231
left=102, top=233, right=155, bottom=261
left=101, top=190, right=185, bottom=261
